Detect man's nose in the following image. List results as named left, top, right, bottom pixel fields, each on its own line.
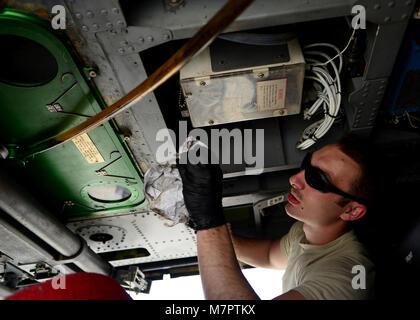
left=289, top=169, right=306, bottom=190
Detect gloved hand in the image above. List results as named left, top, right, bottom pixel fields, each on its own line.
left=177, top=162, right=225, bottom=231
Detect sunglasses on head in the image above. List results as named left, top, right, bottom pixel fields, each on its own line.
left=301, top=152, right=366, bottom=205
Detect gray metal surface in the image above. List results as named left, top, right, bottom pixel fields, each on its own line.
left=122, top=0, right=354, bottom=40
left=0, top=167, right=113, bottom=276
left=67, top=212, right=197, bottom=267
left=61, top=0, right=174, bottom=170
left=0, top=284, right=16, bottom=299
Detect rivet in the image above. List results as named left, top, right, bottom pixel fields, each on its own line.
left=106, top=22, right=113, bottom=29
left=147, top=36, right=154, bottom=42
left=112, top=7, right=119, bottom=14
left=75, top=12, right=82, bottom=19
left=117, top=20, right=125, bottom=26
left=384, top=16, right=391, bottom=22
left=208, top=120, right=214, bottom=125
left=118, top=48, right=125, bottom=54
left=200, top=81, right=206, bottom=86
left=406, top=0, right=413, bottom=6
left=163, top=34, right=170, bottom=40
left=86, top=10, right=94, bottom=18
left=92, top=24, right=99, bottom=30
left=120, top=40, right=128, bottom=46
left=138, top=37, right=144, bottom=43
left=81, top=25, right=89, bottom=32
left=374, top=4, right=381, bottom=10
left=401, top=13, right=408, bottom=20
left=388, top=1, right=395, bottom=7
left=258, top=73, right=264, bottom=78
left=100, top=9, right=108, bottom=15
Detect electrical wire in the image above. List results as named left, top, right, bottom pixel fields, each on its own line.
left=296, top=29, right=354, bottom=150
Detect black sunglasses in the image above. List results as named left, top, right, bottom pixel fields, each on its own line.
left=301, top=152, right=366, bottom=205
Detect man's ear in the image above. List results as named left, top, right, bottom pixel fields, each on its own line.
left=340, top=202, right=367, bottom=221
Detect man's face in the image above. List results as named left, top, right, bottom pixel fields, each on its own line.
left=285, top=144, right=362, bottom=228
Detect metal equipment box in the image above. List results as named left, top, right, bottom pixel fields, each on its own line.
left=180, top=38, right=306, bottom=127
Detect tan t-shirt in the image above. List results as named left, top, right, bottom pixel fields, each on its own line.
left=280, top=221, right=375, bottom=300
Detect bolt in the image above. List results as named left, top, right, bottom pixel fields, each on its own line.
left=258, top=73, right=264, bottom=78
left=124, top=136, right=131, bottom=142
left=200, top=81, right=206, bottom=86
left=168, top=0, right=182, bottom=6
left=89, top=70, right=97, bottom=78
left=208, top=120, right=214, bottom=125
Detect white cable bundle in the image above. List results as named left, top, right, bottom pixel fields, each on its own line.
left=297, top=29, right=356, bottom=150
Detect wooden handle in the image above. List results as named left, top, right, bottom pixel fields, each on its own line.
left=25, top=0, right=256, bottom=157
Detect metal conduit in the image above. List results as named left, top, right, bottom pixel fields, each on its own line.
left=0, top=167, right=113, bottom=276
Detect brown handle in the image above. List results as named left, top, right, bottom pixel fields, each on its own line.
left=24, top=0, right=256, bottom=157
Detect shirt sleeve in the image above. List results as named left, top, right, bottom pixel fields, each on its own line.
left=280, top=221, right=304, bottom=259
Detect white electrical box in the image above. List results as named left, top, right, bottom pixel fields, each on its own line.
left=180, top=38, right=305, bottom=127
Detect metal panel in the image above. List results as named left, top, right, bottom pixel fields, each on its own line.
left=67, top=212, right=197, bottom=267
left=61, top=0, right=175, bottom=170
left=121, top=0, right=354, bottom=40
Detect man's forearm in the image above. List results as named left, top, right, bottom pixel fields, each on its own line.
left=197, top=224, right=259, bottom=300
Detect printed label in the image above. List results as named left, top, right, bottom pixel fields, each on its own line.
left=72, top=133, right=105, bottom=164
left=257, top=78, right=287, bottom=111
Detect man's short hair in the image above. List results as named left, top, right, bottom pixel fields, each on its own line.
left=334, top=134, right=378, bottom=205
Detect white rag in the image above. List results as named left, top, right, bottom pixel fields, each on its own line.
left=143, top=137, right=208, bottom=226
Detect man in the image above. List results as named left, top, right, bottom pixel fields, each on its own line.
left=178, top=135, right=376, bottom=300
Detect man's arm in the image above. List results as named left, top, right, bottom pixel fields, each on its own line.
left=197, top=224, right=305, bottom=300
left=197, top=225, right=259, bottom=300
left=231, top=234, right=288, bottom=270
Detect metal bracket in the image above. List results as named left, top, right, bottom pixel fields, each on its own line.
left=115, top=266, right=150, bottom=294
left=252, top=193, right=287, bottom=234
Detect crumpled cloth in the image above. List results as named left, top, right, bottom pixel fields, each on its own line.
left=143, top=137, right=208, bottom=226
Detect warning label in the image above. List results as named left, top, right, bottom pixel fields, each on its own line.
left=72, top=133, right=105, bottom=164
left=256, top=78, right=287, bottom=112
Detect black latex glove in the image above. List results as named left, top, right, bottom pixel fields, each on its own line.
left=178, top=162, right=225, bottom=231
